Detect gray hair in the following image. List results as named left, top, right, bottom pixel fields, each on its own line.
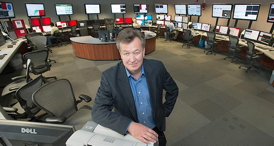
left=116, top=28, right=146, bottom=50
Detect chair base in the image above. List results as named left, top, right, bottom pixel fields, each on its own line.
left=182, top=41, right=193, bottom=48
left=224, top=55, right=241, bottom=63
left=239, top=64, right=260, bottom=74
left=204, top=49, right=216, bottom=55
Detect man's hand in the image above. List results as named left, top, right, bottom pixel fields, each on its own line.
left=128, top=122, right=158, bottom=144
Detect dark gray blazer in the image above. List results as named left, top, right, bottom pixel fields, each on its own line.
left=92, top=59, right=178, bottom=135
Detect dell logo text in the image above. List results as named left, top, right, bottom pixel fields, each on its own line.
left=21, top=128, right=37, bottom=134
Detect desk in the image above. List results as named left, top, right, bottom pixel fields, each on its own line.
left=0, top=39, right=27, bottom=73
left=70, top=31, right=157, bottom=60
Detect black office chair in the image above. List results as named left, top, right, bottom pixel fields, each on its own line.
left=0, top=59, right=32, bottom=107
left=25, top=33, right=43, bottom=51
left=92, top=23, right=101, bottom=38
left=69, top=25, right=77, bottom=37
left=204, top=32, right=217, bottom=55
left=165, top=27, right=175, bottom=42
left=53, top=31, right=65, bottom=47
left=23, top=50, right=57, bottom=82
left=154, top=24, right=161, bottom=38
left=182, top=29, right=193, bottom=48
left=239, top=41, right=260, bottom=73
left=224, top=36, right=241, bottom=63
left=29, top=35, right=52, bottom=53
left=32, top=79, right=92, bottom=130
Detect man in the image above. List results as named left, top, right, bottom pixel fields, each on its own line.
left=92, top=28, right=178, bottom=146
left=47, top=22, right=59, bottom=46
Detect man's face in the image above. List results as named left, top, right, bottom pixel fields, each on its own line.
left=119, top=37, right=145, bottom=76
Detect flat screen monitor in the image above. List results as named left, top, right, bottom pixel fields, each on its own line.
left=0, top=119, right=75, bottom=146
left=14, top=29, right=27, bottom=37
left=124, top=18, right=133, bottom=23
left=229, top=27, right=241, bottom=37
left=145, top=15, right=152, bottom=20
left=115, top=18, right=124, bottom=24
left=267, top=3, right=274, bottom=22
left=12, top=20, right=25, bottom=29
left=182, top=16, right=188, bottom=23
left=55, top=4, right=73, bottom=15
left=212, top=4, right=232, bottom=19
left=68, top=20, right=77, bottom=27
left=187, top=5, right=201, bottom=16
left=219, top=26, right=229, bottom=34
left=136, top=20, right=144, bottom=25
left=244, top=29, right=260, bottom=41
left=42, top=25, right=51, bottom=32
left=175, top=16, right=182, bottom=22
left=25, top=3, right=45, bottom=17
left=156, top=15, right=165, bottom=20
left=144, top=20, right=152, bottom=26
left=257, top=31, right=272, bottom=45
left=155, top=4, right=168, bottom=14
left=136, top=14, right=144, bottom=20
left=32, top=26, right=42, bottom=32
left=192, top=22, right=202, bottom=30
left=56, top=21, right=67, bottom=28
left=77, top=20, right=87, bottom=28
left=98, top=30, right=110, bottom=41
left=201, top=23, right=211, bottom=31
left=29, top=18, right=40, bottom=26
left=111, top=4, right=126, bottom=14
left=182, top=23, right=188, bottom=29
left=156, top=20, right=164, bottom=26
left=40, top=17, right=51, bottom=25
left=165, top=15, right=171, bottom=21
left=8, top=31, right=17, bottom=40
left=175, top=4, right=187, bottom=15
left=165, top=21, right=170, bottom=26
left=133, top=4, right=148, bottom=13
left=233, top=4, right=260, bottom=20
left=84, top=4, right=100, bottom=14
left=0, top=2, right=15, bottom=19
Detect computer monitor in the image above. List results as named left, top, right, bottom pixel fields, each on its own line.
left=56, top=21, right=67, bottom=28
left=42, top=25, right=51, bottom=32
left=156, top=15, right=165, bottom=20
left=165, top=15, right=171, bottom=21
left=12, top=20, right=25, bottom=29
left=104, top=19, right=114, bottom=25
left=145, top=15, right=152, bottom=20
left=175, top=22, right=182, bottom=28
left=77, top=20, right=87, bottom=28
left=174, top=4, right=187, bottom=15
left=124, top=18, right=133, bottom=23
left=14, top=29, right=27, bottom=37
left=229, top=27, right=241, bottom=37
left=174, top=16, right=182, bottom=22
left=267, top=3, right=274, bottom=22
left=40, top=17, right=51, bottom=25
left=0, top=2, right=15, bottom=19
left=133, top=4, right=148, bottom=13
left=156, top=20, right=164, bottom=26
left=68, top=20, right=77, bottom=27
left=257, top=31, right=272, bottom=45
left=144, top=20, right=152, bottom=26
left=187, top=4, right=201, bottom=16
left=55, top=4, right=73, bottom=15
left=115, top=18, right=124, bottom=24
left=212, top=4, right=233, bottom=19
left=182, top=16, right=188, bottom=23
left=216, top=26, right=229, bottom=35
left=136, top=14, right=144, bottom=20
left=84, top=4, right=100, bottom=14
left=98, top=30, right=110, bottom=41
left=243, top=29, right=260, bottom=41
left=32, top=26, right=42, bottom=32
left=29, top=18, right=40, bottom=26
left=201, top=23, right=211, bottom=31
left=192, top=22, right=202, bottom=30
left=233, top=4, right=260, bottom=21
left=111, top=4, right=126, bottom=14
left=165, top=21, right=170, bottom=26
left=25, top=3, right=45, bottom=17
left=136, top=20, right=144, bottom=25
left=0, top=119, right=75, bottom=146
left=155, top=4, right=168, bottom=14
left=8, top=31, right=17, bottom=40
left=182, top=23, right=188, bottom=29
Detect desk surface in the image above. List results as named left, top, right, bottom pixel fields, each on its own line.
left=70, top=36, right=116, bottom=45
left=0, top=39, right=26, bottom=73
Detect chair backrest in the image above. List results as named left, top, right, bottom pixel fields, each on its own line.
left=23, top=50, right=50, bottom=75
left=229, top=36, right=239, bottom=51
left=15, top=75, right=43, bottom=118
left=70, top=25, right=77, bottom=36
left=25, top=33, right=43, bottom=41
left=157, top=24, right=161, bottom=31
left=183, top=29, right=193, bottom=41
left=207, top=32, right=216, bottom=44
left=92, top=23, right=101, bottom=31
left=32, top=79, right=78, bottom=118
left=106, top=24, right=114, bottom=32
left=246, top=41, right=255, bottom=59
left=29, top=36, right=47, bottom=50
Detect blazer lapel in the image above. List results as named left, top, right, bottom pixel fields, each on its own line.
left=117, top=63, right=138, bottom=122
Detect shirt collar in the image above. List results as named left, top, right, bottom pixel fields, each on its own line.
left=125, top=65, right=145, bottom=78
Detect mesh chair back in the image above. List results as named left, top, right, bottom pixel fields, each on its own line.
left=92, top=23, right=100, bottom=31
left=229, top=36, right=239, bottom=51
left=246, top=41, right=255, bottom=59
left=183, top=29, right=193, bottom=41
left=29, top=36, right=47, bottom=50
left=23, top=50, right=49, bottom=75
left=32, top=79, right=78, bottom=118
left=207, top=32, right=216, bottom=45
left=106, top=24, right=114, bottom=32
left=70, top=25, right=77, bottom=36
left=25, top=33, right=43, bottom=42
left=15, top=75, right=43, bottom=117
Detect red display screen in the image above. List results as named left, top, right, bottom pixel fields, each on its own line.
left=30, top=18, right=40, bottom=26
left=12, top=20, right=25, bottom=29
left=115, top=18, right=124, bottom=23
left=124, top=18, right=133, bottom=23
left=14, top=29, right=27, bottom=37
left=40, top=17, right=51, bottom=25
left=68, top=20, right=77, bottom=26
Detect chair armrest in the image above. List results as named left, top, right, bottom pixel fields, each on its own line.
left=3, top=107, right=18, bottom=112
left=45, top=116, right=66, bottom=123
left=76, top=94, right=92, bottom=103
left=9, top=87, right=19, bottom=91
left=11, top=75, right=26, bottom=81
